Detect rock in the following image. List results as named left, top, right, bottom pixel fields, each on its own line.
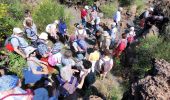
left=122, top=59, right=170, bottom=100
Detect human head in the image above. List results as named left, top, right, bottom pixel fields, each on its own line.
left=64, top=50, right=72, bottom=58
left=78, top=24, right=84, bottom=29
left=24, top=9, right=31, bottom=17
left=0, top=75, right=19, bottom=92
left=54, top=20, right=59, bottom=25
left=103, top=49, right=110, bottom=56
left=82, top=59, right=92, bottom=69
left=111, top=22, right=117, bottom=28
left=84, top=5, right=89, bottom=10
left=130, top=27, right=135, bottom=31
left=122, top=33, right=127, bottom=39
left=13, top=27, right=23, bottom=36
left=39, top=32, right=48, bottom=40
left=149, top=7, right=154, bottom=12
left=25, top=46, right=37, bottom=57
left=25, top=18, right=33, bottom=27
left=118, top=7, right=123, bottom=12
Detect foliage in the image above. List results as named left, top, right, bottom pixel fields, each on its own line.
left=135, top=0, right=145, bottom=14
left=0, top=0, right=24, bottom=44
left=133, top=36, right=170, bottom=78
left=119, top=0, right=135, bottom=6
left=8, top=52, right=26, bottom=78
left=100, top=2, right=118, bottom=18
left=33, top=0, right=72, bottom=32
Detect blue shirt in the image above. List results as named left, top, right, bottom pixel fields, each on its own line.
left=58, top=22, right=67, bottom=35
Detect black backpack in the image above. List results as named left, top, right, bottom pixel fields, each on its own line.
left=139, top=11, right=146, bottom=19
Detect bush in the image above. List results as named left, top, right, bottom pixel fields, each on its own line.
left=100, top=2, right=118, bottom=18
left=133, top=36, right=170, bottom=78
left=0, top=0, right=24, bottom=44
left=33, top=0, right=72, bottom=32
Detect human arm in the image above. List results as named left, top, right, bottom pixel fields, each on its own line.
left=77, top=72, right=88, bottom=89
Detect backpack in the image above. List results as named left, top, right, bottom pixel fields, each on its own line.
left=101, top=58, right=112, bottom=73
left=76, top=39, right=87, bottom=51
left=5, top=37, right=22, bottom=52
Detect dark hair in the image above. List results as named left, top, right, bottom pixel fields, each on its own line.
left=28, top=50, right=36, bottom=57
left=103, top=49, right=110, bottom=56
left=122, top=33, right=127, bottom=39
left=82, top=59, right=92, bottom=69
left=64, top=50, right=72, bottom=58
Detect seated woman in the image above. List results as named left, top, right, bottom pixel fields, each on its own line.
left=0, top=75, right=33, bottom=100
left=24, top=46, right=48, bottom=84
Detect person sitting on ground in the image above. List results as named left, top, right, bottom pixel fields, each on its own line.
left=46, top=20, right=59, bottom=43
left=37, top=32, right=49, bottom=58
left=58, top=18, right=68, bottom=45
left=0, top=75, right=33, bottom=100
left=61, top=50, right=75, bottom=67
left=23, top=9, right=37, bottom=34
left=48, top=42, right=63, bottom=68
left=88, top=45, right=100, bottom=72
left=24, top=18, right=38, bottom=47
left=24, top=46, right=48, bottom=84
left=127, top=27, right=136, bottom=44
left=8, top=27, right=29, bottom=58
left=112, top=33, right=127, bottom=58
left=99, top=49, right=113, bottom=79
left=75, top=24, right=87, bottom=40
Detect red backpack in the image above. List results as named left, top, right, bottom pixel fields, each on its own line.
left=5, top=37, right=21, bottom=52
left=118, top=39, right=127, bottom=51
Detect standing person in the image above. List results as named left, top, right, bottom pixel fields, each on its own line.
left=95, top=29, right=104, bottom=49
left=102, top=31, right=111, bottom=50
left=99, top=49, right=113, bottom=79
left=0, top=75, right=33, bottom=100
left=58, top=18, right=68, bottom=45
left=113, top=7, right=123, bottom=34
left=24, top=18, right=38, bottom=47
left=112, top=33, right=127, bottom=58
left=24, top=46, right=49, bottom=84
left=46, top=20, right=59, bottom=43
left=127, top=27, right=136, bottom=44
left=110, top=22, right=118, bottom=48
left=6, top=27, right=29, bottom=58
left=81, top=6, right=89, bottom=27
left=88, top=45, right=100, bottom=72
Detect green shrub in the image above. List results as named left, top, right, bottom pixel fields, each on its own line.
left=100, top=2, right=118, bottom=18
left=0, top=0, right=24, bottom=43
left=135, top=0, right=145, bottom=14
left=133, top=36, right=170, bottom=78
left=33, top=0, right=72, bottom=32
left=8, top=52, right=26, bottom=78
left=119, top=0, right=135, bottom=6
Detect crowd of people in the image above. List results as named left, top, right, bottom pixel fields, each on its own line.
left=0, top=2, right=169, bottom=100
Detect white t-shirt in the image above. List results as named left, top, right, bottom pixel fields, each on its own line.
left=113, top=11, right=121, bottom=23
left=99, top=57, right=113, bottom=69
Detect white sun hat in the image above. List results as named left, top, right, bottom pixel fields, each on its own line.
left=25, top=46, right=37, bottom=57
left=130, top=27, right=135, bottom=31
left=149, top=7, right=154, bottom=11
left=13, top=27, right=23, bottom=34
left=85, top=5, right=89, bottom=10
left=39, top=32, right=48, bottom=40
left=54, top=20, right=59, bottom=24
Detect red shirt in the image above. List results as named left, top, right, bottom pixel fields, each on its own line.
left=81, top=9, right=87, bottom=19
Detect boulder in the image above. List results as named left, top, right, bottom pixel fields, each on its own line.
left=122, top=59, right=170, bottom=100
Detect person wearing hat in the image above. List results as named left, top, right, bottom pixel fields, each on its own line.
left=102, top=31, right=111, bottom=50
left=37, top=32, right=49, bottom=58
left=127, top=27, right=136, bottom=44
left=10, top=27, right=29, bottom=58
left=61, top=50, right=75, bottom=67
left=81, top=5, right=89, bottom=27
left=0, top=75, right=33, bottom=100
left=75, top=24, right=87, bottom=40
left=24, top=46, right=48, bottom=84
left=45, top=20, right=59, bottom=43
left=113, top=7, right=123, bottom=25
left=144, top=7, right=154, bottom=19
